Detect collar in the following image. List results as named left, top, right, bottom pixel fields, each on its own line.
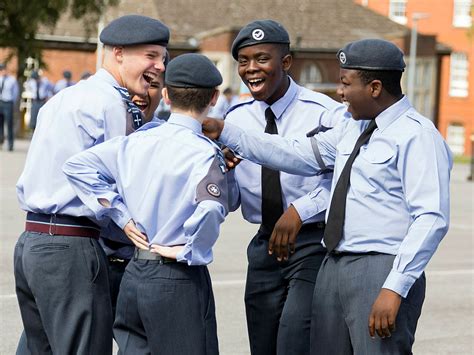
left=374, top=95, right=411, bottom=131
left=167, top=113, right=202, bottom=134
left=95, top=68, right=121, bottom=88
left=259, top=77, right=298, bottom=120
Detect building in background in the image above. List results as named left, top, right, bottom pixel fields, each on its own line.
left=355, top=0, right=473, bottom=156
left=1, top=0, right=460, bottom=153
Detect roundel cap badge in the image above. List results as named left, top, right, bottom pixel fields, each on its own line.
left=251, top=28, right=265, bottom=41
left=339, top=52, right=347, bottom=64
left=207, top=183, right=221, bottom=197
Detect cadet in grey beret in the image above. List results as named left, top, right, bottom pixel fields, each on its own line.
left=100, top=14, right=170, bottom=47
left=165, top=53, right=222, bottom=88
left=231, top=19, right=290, bottom=60
left=337, top=38, right=406, bottom=71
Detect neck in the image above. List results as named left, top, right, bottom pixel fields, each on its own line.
left=171, top=107, right=208, bottom=123
left=370, top=94, right=403, bottom=119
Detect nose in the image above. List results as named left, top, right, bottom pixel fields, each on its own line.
left=336, top=84, right=344, bottom=97
left=154, top=58, right=165, bottom=72
left=246, top=59, right=259, bottom=73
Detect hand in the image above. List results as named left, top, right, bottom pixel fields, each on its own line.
left=202, top=117, right=225, bottom=140
left=268, top=205, right=302, bottom=261
left=123, top=219, right=149, bottom=250
left=149, top=244, right=185, bottom=259
left=368, top=288, right=402, bottom=339
left=223, top=147, right=241, bottom=170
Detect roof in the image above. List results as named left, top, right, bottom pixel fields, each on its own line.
left=38, top=0, right=409, bottom=51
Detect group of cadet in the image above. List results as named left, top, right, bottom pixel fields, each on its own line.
left=12, top=13, right=451, bottom=355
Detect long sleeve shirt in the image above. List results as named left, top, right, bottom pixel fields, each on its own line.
left=16, top=69, right=128, bottom=218
left=225, top=78, right=343, bottom=225
left=63, top=114, right=230, bottom=266
left=217, top=96, right=452, bottom=297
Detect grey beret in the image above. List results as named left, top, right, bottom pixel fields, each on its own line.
left=337, top=39, right=406, bottom=71
left=165, top=53, right=222, bottom=88
left=231, top=20, right=290, bottom=60
left=100, top=15, right=169, bottom=47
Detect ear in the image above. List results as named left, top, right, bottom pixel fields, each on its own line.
left=210, top=89, right=220, bottom=107
left=370, top=80, right=383, bottom=98
left=113, top=46, right=124, bottom=63
left=282, top=54, right=292, bottom=72
left=162, top=87, right=171, bottom=105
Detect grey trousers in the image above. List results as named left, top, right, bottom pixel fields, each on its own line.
left=14, top=231, right=113, bottom=355
left=114, top=258, right=218, bottom=355
left=245, top=225, right=326, bottom=355
left=311, top=253, right=425, bottom=355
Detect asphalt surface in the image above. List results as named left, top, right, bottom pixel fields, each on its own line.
left=0, top=139, right=472, bottom=354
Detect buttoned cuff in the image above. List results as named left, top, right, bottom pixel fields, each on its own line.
left=382, top=270, right=417, bottom=298
left=291, top=196, right=316, bottom=222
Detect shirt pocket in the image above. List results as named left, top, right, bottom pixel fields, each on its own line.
left=350, top=140, right=396, bottom=196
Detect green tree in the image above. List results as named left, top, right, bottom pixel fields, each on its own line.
left=0, top=0, right=117, bottom=78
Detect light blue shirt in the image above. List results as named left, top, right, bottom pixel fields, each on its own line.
left=208, top=94, right=240, bottom=119
left=0, top=74, right=19, bottom=102
left=16, top=69, right=129, bottom=217
left=63, top=114, right=230, bottom=266
left=53, top=79, right=75, bottom=94
left=25, top=77, right=53, bottom=100
left=219, top=96, right=452, bottom=297
left=225, top=78, right=343, bottom=225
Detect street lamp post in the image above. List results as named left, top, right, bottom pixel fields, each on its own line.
left=407, top=13, right=430, bottom=103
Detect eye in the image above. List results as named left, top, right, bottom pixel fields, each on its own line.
left=257, top=56, right=270, bottom=63
left=238, top=58, right=248, bottom=65
left=150, top=82, right=161, bottom=88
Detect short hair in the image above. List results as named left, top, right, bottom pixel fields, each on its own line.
left=166, top=86, right=216, bottom=113
left=357, top=70, right=402, bottom=97
left=277, top=43, right=290, bottom=57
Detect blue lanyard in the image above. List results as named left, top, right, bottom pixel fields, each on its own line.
left=114, top=86, right=144, bottom=130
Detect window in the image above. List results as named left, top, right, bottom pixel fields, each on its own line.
left=389, top=0, right=407, bottom=24
left=449, top=52, right=469, bottom=97
left=299, top=63, right=323, bottom=87
left=453, top=0, right=472, bottom=27
left=446, top=123, right=466, bottom=155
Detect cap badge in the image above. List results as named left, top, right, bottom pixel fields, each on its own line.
left=207, top=183, right=221, bottom=197
left=252, top=29, right=265, bottom=41
left=339, top=52, right=347, bottom=64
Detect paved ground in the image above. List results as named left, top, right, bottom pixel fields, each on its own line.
left=0, top=139, right=473, bottom=354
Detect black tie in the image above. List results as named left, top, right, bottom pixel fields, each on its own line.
left=36, top=79, right=40, bottom=100
left=261, top=107, right=284, bottom=232
left=323, top=119, right=378, bottom=252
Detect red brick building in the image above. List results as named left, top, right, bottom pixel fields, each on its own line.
left=355, top=0, right=473, bottom=156
left=0, top=0, right=451, bottom=145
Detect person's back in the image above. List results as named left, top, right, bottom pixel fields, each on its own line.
left=64, top=53, right=228, bottom=354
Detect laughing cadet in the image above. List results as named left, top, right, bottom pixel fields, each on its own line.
left=14, top=15, right=169, bottom=354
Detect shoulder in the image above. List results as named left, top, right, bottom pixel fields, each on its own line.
left=296, top=86, right=340, bottom=110
left=224, top=96, right=255, bottom=117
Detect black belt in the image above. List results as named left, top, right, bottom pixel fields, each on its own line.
left=133, top=249, right=177, bottom=264
left=25, top=212, right=100, bottom=239
left=259, top=221, right=325, bottom=235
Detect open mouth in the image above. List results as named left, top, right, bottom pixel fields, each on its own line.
left=247, top=78, right=265, bottom=92
left=142, top=72, right=156, bottom=84
left=133, top=99, right=149, bottom=111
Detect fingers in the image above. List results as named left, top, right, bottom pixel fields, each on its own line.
left=124, top=220, right=148, bottom=250
left=368, top=314, right=375, bottom=338
left=268, top=229, right=289, bottom=261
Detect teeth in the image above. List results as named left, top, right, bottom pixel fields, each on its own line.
left=248, top=79, right=263, bottom=84
left=342, top=101, right=350, bottom=108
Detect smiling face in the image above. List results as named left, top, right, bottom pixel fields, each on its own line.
left=237, top=43, right=291, bottom=105
left=337, top=68, right=376, bottom=120
left=116, top=44, right=167, bottom=97
left=131, top=74, right=164, bottom=121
